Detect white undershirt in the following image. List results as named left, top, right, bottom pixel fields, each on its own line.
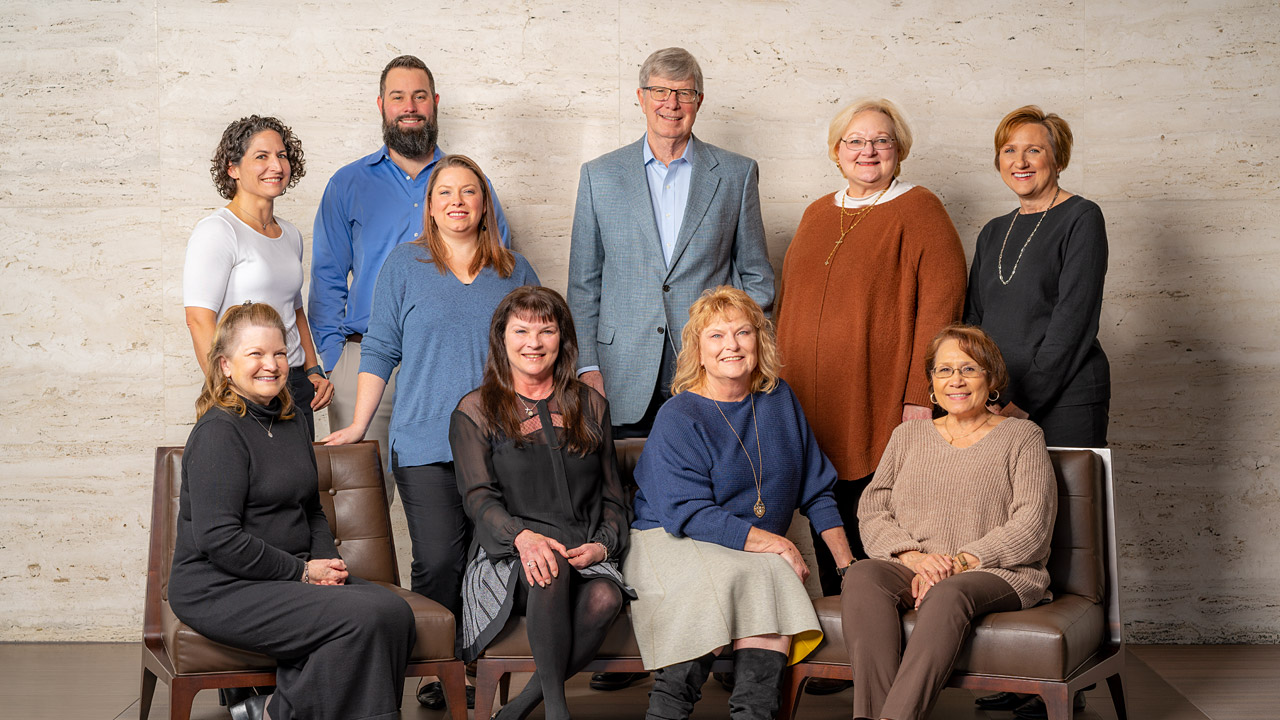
left=833, top=177, right=916, bottom=208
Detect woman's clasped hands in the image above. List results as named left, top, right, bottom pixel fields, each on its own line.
left=898, top=550, right=979, bottom=609
left=513, top=529, right=606, bottom=588
left=305, top=558, right=349, bottom=586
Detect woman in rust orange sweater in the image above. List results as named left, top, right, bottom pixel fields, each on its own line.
left=775, top=98, right=967, bottom=633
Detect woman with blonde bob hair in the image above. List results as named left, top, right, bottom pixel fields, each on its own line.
left=172, top=303, right=416, bottom=720
left=624, top=287, right=853, bottom=720
left=775, top=98, right=967, bottom=619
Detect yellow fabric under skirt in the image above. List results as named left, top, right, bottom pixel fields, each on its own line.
left=623, top=528, right=823, bottom=669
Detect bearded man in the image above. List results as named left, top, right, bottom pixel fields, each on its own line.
left=309, top=55, right=511, bottom=512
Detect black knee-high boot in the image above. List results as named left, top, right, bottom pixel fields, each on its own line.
left=644, top=652, right=716, bottom=720
left=727, top=648, right=787, bottom=720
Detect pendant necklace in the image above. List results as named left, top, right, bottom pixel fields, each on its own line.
left=250, top=413, right=275, bottom=438
left=997, top=187, right=1060, bottom=285
left=713, top=393, right=766, bottom=518
left=824, top=185, right=890, bottom=266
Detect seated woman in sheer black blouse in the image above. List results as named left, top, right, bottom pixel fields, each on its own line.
left=448, top=285, right=633, bottom=720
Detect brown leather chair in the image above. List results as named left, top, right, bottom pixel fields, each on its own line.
left=473, top=438, right=735, bottom=720
left=140, top=441, right=467, bottom=720
left=779, top=448, right=1127, bottom=720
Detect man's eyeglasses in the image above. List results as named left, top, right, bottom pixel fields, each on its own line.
left=643, top=86, right=701, bottom=104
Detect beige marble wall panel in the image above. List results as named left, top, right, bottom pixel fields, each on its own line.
left=3, top=0, right=1277, bottom=642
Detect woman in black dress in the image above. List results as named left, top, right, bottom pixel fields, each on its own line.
left=965, top=106, right=1109, bottom=719
left=449, top=286, right=632, bottom=720
left=965, top=105, right=1110, bottom=449
left=169, top=302, right=415, bottom=720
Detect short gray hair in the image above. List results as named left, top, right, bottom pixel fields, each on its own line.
left=639, top=47, right=704, bottom=94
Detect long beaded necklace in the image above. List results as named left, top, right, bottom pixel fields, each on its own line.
left=712, top=394, right=766, bottom=518
left=824, top=185, right=890, bottom=266
left=997, top=187, right=1060, bottom=285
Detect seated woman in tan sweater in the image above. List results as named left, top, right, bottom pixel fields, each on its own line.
left=841, top=324, right=1057, bottom=720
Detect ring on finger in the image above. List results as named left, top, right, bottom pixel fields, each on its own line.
left=526, top=560, right=536, bottom=567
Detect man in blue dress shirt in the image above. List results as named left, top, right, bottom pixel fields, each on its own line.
left=309, top=55, right=511, bottom=510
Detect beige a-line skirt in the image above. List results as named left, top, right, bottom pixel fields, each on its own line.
left=623, top=527, right=823, bottom=670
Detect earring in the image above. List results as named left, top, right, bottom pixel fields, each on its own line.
left=988, top=389, right=1000, bottom=402
left=929, top=392, right=937, bottom=405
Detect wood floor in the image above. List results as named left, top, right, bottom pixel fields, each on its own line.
left=0, top=643, right=1270, bottom=720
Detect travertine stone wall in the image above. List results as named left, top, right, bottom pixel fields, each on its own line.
left=1, top=0, right=1276, bottom=642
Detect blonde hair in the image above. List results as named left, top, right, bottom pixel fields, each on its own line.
left=993, top=105, right=1074, bottom=171
left=670, top=287, right=780, bottom=396
left=826, top=98, right=914, bottom=176
left=195, top=303, right=296, bottom=420
left=415, top=154, right=515, bottom=278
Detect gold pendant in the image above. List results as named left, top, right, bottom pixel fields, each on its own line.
left=753, top=499, right=766, bottom=518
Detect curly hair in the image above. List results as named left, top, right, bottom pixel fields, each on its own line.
left=209, top=115, right=306, bottom=200
left=195, top=302, right=296, bottom=420
left=670, top=286, right=781, bottom=397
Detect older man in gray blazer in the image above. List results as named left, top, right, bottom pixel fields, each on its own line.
left=568, top=47, right=774, bottom=442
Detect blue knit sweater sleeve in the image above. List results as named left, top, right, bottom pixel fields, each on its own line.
left=633, top=399, right=756, bottom=550
left=359, top=244, right=412, bottom=381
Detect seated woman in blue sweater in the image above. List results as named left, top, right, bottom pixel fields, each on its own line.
left=624, top=286, right=855, bottom=720
left=323, top=154, right=539, bottom=707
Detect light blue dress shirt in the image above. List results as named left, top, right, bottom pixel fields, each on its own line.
left=643, top=135, right=695, bottom=267
left=309, top=145, right=511, bottom=370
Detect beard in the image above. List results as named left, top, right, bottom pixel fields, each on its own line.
left=382, top=111, right=439, bottom=159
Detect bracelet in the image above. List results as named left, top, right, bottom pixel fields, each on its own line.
left=305, top=365, right=326, bottom=379
left=302, top=563, right=310, bottom=583
left=595, top=542, right=609, bottom=560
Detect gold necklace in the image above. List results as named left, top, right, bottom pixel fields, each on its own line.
left=997, top=187, right=1060, bottom=285
left=229, top=200, right=276, bottom=235
left=712, top=393, right=766, bottom=518
left=942, top=415, right=991, bottom=446
left=824, top=186, right=889, bottom=266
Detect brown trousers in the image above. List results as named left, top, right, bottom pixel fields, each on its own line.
left=841, top=559, right=1020, bottom=720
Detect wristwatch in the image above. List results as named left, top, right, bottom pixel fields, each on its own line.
left=836, top=559, right=858, bottom=577
left=305, top=365, right=326, bottom=379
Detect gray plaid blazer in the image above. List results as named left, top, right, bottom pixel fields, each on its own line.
left=567, top=135, right=774, bottom=425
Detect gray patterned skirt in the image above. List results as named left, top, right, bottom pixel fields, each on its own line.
left=459, top=546, right=634, bottom=662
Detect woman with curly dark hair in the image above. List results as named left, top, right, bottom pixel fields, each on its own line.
left=183, top=115, right=332, bottom=438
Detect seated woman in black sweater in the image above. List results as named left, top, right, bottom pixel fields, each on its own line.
left=169, top=302, right=415, bottom=720
left=449, top=286, right=632, bottom=720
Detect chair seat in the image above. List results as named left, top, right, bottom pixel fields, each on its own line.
left=160, top=581, right=456, bottom=673
left=482, top=606, right=641, bottom=659
left=806, top=592, right=1104, bottom=680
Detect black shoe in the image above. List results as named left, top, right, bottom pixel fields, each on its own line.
left=975, top=691, right=1030, bottom=710
left=804, top=678, right=853, bottom=695
left=589, top=671, right=650, bottom=691
left=416, top=681, right=476, bottom=710
left=1012, top=688, right=1090, bottom=719
left=228, top=694, right=268, bottom=720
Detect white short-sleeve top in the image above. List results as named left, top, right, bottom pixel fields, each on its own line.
left=183, top=208, right=306, bottom=367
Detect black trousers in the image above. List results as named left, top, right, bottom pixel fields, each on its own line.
left=286, top=366, right=316, bottom=440
left=173, top=576, right=415, bottom=720
left=393, top=461, right=471, bottom=616
left=1035, top=400, right=1109, bottom=448
left=808, top=473, right=872, bottom=597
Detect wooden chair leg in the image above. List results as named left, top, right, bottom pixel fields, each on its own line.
left=776, top=667, right=806, bottom=720
left=138, top=666, right=158, bottom=720
left=167, top=679, right=198, bottom=720
left=1106, top=672, right=1128, bottom=720
left=439, top=662, right=469, bottom=720
left=1041, top=685, right=1072, bottom=720
left=475, top=661, right=502, bottom=720
left=499, top=669, right=511, bottom=704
